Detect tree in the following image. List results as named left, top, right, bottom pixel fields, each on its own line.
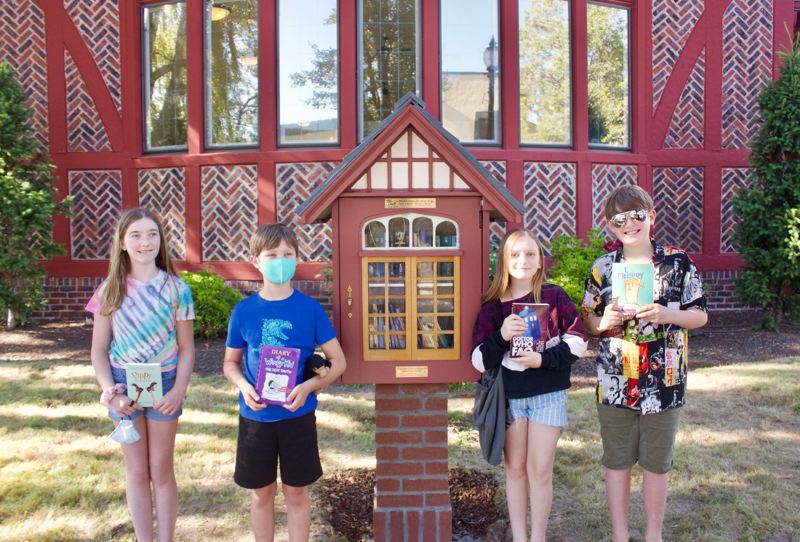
left=0, top=62, right=71, bottom=328
left=732, top=36, right=800, bottom=329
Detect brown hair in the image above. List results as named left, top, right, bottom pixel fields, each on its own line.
left=250, top=223, right=299, bottom=258
left=603, top=185, right=655, bottom=219
left=481, top=229, right=546, bottom=304
left=101, top=208, right=176, bottom=315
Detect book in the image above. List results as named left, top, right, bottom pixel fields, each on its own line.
left=510, top=303, right=550, bottom=356
left=125, top=363, right=162, bottom=407
left=611, top=263, right=655, bottom=318
left=255, top=345, right=301, bottom=405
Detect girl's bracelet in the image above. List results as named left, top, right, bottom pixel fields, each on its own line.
left=100, top=383, right=127, bottom=406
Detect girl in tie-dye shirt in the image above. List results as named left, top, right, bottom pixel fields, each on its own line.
left=87, top=207, right=194, bottom=542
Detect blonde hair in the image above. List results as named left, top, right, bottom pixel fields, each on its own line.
left=250, top=223, right=299, bottom=258
left=603, top=185, right=654, bottom=219
left=100, top=208, right=175, bottom=315
left=481, top=229, right=546, bottom=304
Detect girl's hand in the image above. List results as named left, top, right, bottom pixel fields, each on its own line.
left=110, top=394, right=143, bottom=417
left=515, top=350, right=542, bottom=369
left=598, top=304, right=624, bottom=332
left=636, top=303, right=672, bottom=325
left=240, top=382, right=266, bottom=411
left=154, top=387, right=185, bottom=416
left=283, top=381, right=312, bottom=412
left=500, top=314, right=529, bottom=341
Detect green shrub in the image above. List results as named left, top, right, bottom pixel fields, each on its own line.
left=548, top=229, right=607, bottom=305
left=180, top=270, right=242, bottom=338
left=732, top=37, right=800, bottom=329
left=0, top=62, right=71, bottom=328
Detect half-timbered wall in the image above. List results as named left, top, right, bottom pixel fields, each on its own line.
left=0, top=0, right=795, bottom=317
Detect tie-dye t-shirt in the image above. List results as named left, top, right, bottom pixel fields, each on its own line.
left=226, top=289, right=337, bottom=422
left=86, top=270, right=195, bottom=371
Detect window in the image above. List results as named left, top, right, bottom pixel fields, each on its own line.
left=279, top=0, right=339, bottom=145
left=518, top=0, right=571, bottom=145
left=204, top=0, right=259, bottom=147
left=587, top=2, right=630, bottom=148
left=359, top=0, right=420, bottom=139
left=363, top=214, right=459, bottom=249
left=363, top=257, right=460, bottom=361
left=440, top=0, right=500, bottom=144
left=143, top=2, right=188, bottom=151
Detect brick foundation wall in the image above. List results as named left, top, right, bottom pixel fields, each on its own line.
left=33, top=270, right=739, bottom=321
left=34, top=277, right=332, bottom=321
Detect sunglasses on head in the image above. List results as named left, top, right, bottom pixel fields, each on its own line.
left=609, top=209, right=649, bottom=228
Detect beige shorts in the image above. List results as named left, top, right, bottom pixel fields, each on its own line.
left=596, top=403, right=681, bottom=474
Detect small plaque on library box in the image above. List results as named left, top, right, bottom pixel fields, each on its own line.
left=396, top=366, right=429, bottom=378
left=385, top=198, right=436, bottom=209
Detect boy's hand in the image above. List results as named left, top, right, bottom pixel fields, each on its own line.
left=515, top=350, right=542, bottom=369
left=240, top=382, right=266, bottom=411
left=501, top=314, right=529, bottom=341
left=283, top=381, right=312, bottom=412
left=636, top=303, right=672, bottom=325
left=598, top=304, right=624, bottom=331
left=154, top=387, right=185, bottom=416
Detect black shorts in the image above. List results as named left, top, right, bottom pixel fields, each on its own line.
left=234, top=411, right=322, bottom=489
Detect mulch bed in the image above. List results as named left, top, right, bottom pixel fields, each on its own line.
left=314, top=467, right=500, bottom=541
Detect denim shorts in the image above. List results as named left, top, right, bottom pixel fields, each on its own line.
left=109, top=366, right=181, bottom=422
left=508, top=390, right=568, bottom=428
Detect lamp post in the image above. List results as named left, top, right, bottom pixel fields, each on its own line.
left=482, top=36, right=499, bottom=141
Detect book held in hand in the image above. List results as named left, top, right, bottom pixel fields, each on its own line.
left=125, top=363, right=162, bottom=407
left=510, top=303, right=550, bottom=356
left=255, top=345, right=301, bottom=405
left=611, top=262, right=655, bottom=318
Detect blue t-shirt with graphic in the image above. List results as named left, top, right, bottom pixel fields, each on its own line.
left=226, top=289, right=337, bottom=422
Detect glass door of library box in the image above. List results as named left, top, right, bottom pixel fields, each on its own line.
left=336, top=196, right=483, bottom=371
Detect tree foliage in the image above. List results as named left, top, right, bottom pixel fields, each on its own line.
left=732, top=37, right=800, bottom=329
left=0, top=62, right=71, bottom=327
left=547, top=229, right=607, bottom=305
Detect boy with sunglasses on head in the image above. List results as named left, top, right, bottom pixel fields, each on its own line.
left=581, top=185, right=707, bottom=542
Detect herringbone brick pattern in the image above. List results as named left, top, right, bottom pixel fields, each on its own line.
left=665, top=50, right=704, bottom=149
left=0, top=0, right=48, bottom=147
left=653, top=167, right=703, bottom=253
left=201, top=165, right=258, bottom=262
left=652, top=0, right=704, bottom=110
left=65, top=50, right=111, bottom=151
left=721, top=168, right=749, bottom=253
left=138, top=168, right=186, bottom=261
left=69, top=170, right=122, bottom=260
left=479, top=160, right=507, bottom=248
left=64, top=0, right=121, bottom=114
left=522, top=162, right=576, bottom=254
left=592, top=164, right=637, bottom=233
left=722, top=0, right=772, bottom=149
left=276, top=163, right=337, bottom=262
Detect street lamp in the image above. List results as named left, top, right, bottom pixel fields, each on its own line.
left=482, top=36, right=499, bottom=141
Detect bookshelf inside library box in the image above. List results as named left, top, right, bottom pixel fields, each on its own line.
left=362, top=256, right=460, bottom=361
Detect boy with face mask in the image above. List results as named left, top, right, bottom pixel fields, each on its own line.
left=223, top=223, right=346, bottom=541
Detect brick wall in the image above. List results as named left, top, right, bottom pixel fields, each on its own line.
left=35, top=271, right=741, bottom=321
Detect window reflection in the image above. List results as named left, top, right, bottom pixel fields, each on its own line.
left=364, top=221, right=386, bottom=247
left=144, top=2, right=187, bottom=151
left=587, top=3, right=630, bottom=148
left=360, top=0, right=420, bottom=139
left=204, top=0, right=258, bottom=147
left=280, top=0, right=339, bottom=144
left=389, top=217, right=410, bottom=247
left=518, top=0, right=570, bottom=145
left=441, top=0, right=500, bottom=143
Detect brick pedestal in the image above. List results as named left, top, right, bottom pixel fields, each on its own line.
left=373, top=383, right=452, bottom=541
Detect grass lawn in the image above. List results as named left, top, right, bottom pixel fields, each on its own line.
left=0, top=356, right=798, bottom=541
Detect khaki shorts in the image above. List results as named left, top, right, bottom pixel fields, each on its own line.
left=596, top=403, right=681, bottom=474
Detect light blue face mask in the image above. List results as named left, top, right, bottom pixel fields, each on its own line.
left=261, top=257, right=296, bottom=285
